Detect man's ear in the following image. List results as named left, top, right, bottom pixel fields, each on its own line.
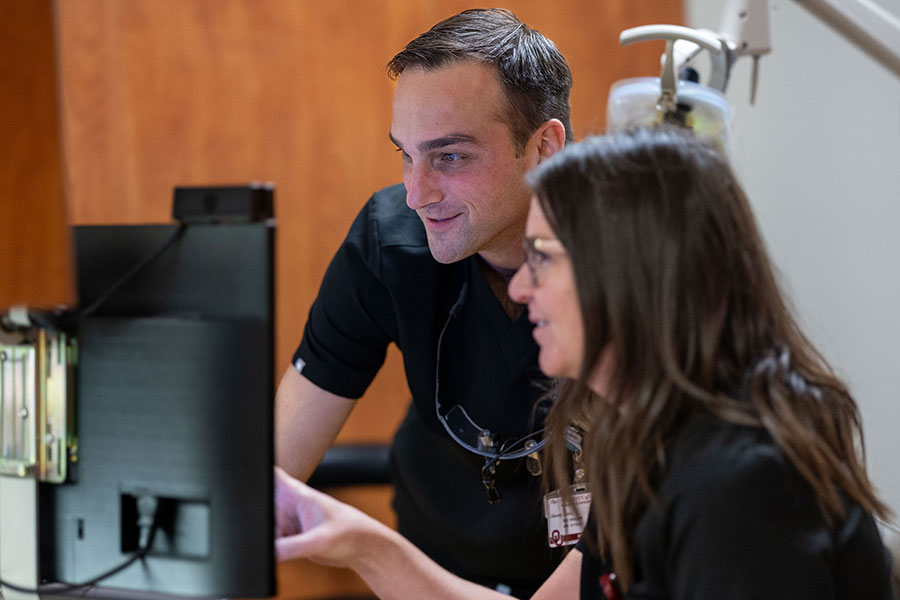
left=529, top=119, right=567, bottom=165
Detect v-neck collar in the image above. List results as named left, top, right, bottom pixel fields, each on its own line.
left=467, top=257, right=536, bottom=371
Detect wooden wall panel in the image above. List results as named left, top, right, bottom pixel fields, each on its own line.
left=0, top=0, right=74, bottom=310
left=54, top=1, right=681, bottom=597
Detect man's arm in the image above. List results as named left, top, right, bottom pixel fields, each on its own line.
left=275, top=366, right=356, bottom=481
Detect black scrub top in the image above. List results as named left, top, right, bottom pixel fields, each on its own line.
left=576, top=411, right=895, bottom=599
left=294, top=183, right=562, bottom=596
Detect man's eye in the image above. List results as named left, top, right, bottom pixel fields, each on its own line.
left=442, top=153, right=462, bottom=162
left=395, top=148, right=411, bottom=161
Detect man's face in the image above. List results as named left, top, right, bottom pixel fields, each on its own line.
left=390, top=61, right=536, bottom=269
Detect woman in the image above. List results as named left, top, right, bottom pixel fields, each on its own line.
left=276, top=128, right=895, bottom=599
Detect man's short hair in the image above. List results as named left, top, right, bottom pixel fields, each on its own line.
left=387, top=8, right=573, bottom=155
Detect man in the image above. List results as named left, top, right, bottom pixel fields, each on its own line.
left=276, top=8, right=571, bottom=597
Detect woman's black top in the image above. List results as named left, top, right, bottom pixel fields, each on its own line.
left=578, top=411, right=894, bottom=599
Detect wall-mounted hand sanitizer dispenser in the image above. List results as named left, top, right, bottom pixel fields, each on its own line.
left=606, top=24, right=735, bottom=156
left=607, top=76, right=733, bottom=156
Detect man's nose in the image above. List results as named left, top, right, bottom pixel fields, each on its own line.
left=404, top=163, right=441, bottom=210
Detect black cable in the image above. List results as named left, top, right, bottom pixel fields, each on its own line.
left=71, top=223, right=188, bottom=321
left=1, top=234, right=183, bottom=594
left=1, top=228, right=182, bottom=593
left=0, top=507, right=160, bottom=595
left=2, top=224, right=186, bottom=333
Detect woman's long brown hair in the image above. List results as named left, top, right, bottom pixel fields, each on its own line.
left=528, top=129, right=890, bottom=589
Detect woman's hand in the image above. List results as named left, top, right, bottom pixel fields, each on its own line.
left=274, top=466, right=387, bottom=567
left=274, top=466, right=558, bottom=600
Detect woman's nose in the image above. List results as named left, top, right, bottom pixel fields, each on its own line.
left=508, top=263, right=533, bottom=304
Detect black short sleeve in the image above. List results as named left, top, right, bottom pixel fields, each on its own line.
left=293, top=186, right=405, bottom=398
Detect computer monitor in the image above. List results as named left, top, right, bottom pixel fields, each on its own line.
left=37, top=220, right=276, bottom=598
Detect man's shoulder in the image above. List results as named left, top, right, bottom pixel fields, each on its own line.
left=363, top=183, right=427, bottom=249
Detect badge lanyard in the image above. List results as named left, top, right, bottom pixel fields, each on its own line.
left=543, top=425, right=591, bottom=548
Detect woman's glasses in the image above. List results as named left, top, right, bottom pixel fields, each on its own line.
left=522, top=237, right=566, bottom=286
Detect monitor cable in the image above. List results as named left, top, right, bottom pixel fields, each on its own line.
left=71, top=223, right=188, bottom=322
left=0, top=494, right=161, bottom=595
left=6, top=223, right=188, bottom=334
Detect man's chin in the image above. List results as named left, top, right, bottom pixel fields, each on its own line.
left=426, top=238, right=474, bottom=265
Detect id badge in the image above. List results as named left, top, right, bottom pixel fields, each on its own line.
left=543, top=486, right=591, bottom=547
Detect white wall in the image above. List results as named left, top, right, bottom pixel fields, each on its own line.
left=686, top=0, right=900, bottom=512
